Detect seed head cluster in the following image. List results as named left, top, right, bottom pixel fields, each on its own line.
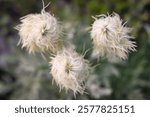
left=15, top=2, right=136, bottom=95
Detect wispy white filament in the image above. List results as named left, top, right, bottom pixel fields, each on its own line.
left=91, top=13, right=136, bottom=60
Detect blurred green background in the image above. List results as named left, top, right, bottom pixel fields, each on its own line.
left=0, top=0, right=150, bottom=99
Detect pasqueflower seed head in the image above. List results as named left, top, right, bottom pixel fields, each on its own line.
left=91, top=13, right=136, bottom=60
left=15, top=6, right=62, bottom=54
left=50, top=49, right=90, bottom=94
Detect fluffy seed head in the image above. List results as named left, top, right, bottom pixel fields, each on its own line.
left=15, top=9, right=62, bottom=54
left=50, top=49, right=90, bottom=94
left=91, top=13, right=136, bottom=60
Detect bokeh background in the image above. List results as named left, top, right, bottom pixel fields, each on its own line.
left=0, top=0, right=150, bottom=99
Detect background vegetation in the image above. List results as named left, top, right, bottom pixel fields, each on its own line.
left=0, top=0, right=150, bottom=99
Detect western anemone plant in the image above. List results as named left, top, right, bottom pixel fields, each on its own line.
left=15, top=0, right=136, bottom=95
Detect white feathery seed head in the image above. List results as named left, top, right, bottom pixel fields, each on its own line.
left=91, top=13, right=136, bottom=60
left=15, top=2, right=62, bottom=54
left=50, top=49, right=90, bottom=94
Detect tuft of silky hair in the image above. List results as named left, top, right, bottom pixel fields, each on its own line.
left=91, top=13, right=136, bottom=60
left=15, top=4, right=63, bottom=54
left=50, top=49, right=90, bottom=94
